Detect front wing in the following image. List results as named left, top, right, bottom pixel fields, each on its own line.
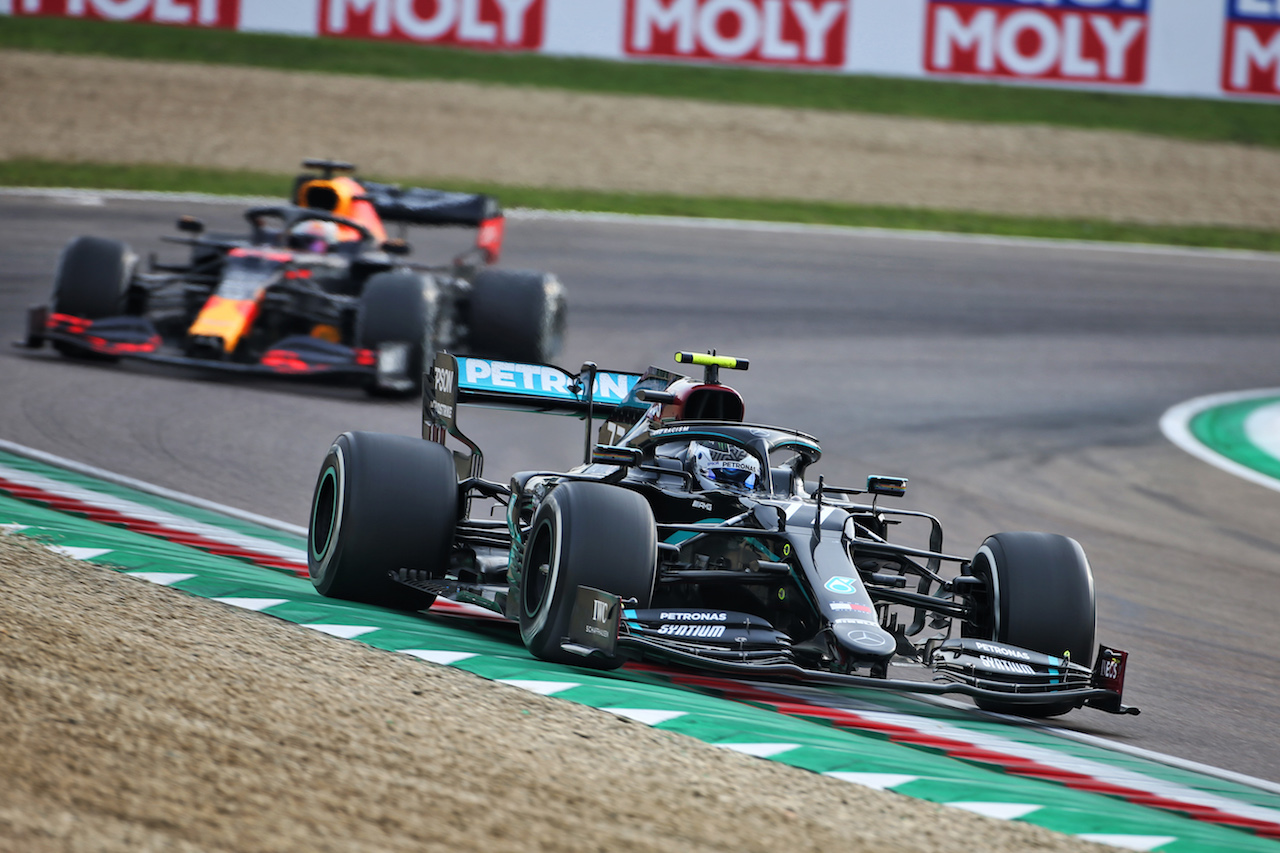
left=22, top=306, right=409, bottom=388
left=565, top=590, right=1139, bottom=715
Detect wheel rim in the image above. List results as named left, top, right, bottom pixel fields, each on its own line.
left=308, top=447, right=345, bottom=579
left=522, top=519, right=555, bottom=621
left=962, top=546, right=1001, bottom=640
left=310, top=467, right=338, bottom=561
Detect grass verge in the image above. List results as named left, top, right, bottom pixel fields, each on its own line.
left=3, top=16, right=1280, bottom=147
left=4, top=158, right=1278, bottom=252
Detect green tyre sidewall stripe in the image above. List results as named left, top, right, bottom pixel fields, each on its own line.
left=309, top=465, right=339, bottom=563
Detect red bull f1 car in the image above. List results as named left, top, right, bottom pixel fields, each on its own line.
left=306, top=350, right=1137, bottom=717
left=20, top=159, right=566, bottom=395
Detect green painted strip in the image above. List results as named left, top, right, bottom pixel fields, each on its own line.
left=3, top=483, right=1280, bottom=851
left=1188, top=399, right=1280, bottom=482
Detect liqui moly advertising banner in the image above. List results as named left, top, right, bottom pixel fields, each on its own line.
left=624, top=0, right=850, bottom=68
left=319, top=0, right=546, bottom=49
left=1223, top=0, right=1280, bottom=96
left=925, top=0, right=1149, bottom=86
left=1, top=0, right=1272, bottom=100
left=0, top=0, right=237, bottom=26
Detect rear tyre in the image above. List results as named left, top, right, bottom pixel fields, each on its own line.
left=51, top=236, right=135, bottom=359
left=518, top=481, right=656, bottom=669
left=307, top=431, right=457, bottom=611
left=467, top=270, right=566, bottom=363
left=963, top=531, right=1096, bottom=717
left=357, top=272, right=434, bottom=397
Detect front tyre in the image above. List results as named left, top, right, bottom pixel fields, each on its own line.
left=518, top=481, right=656, bottom=669
left=51, top=236, right=136, bottom=359
left=308, top=431, right=457, bottom=611
left=963, top=531, right=1096, bottom=717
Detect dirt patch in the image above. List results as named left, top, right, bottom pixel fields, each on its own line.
left=3, top=49, right=1280, bottom=228
left=0, top=534, right=1114, bottom=852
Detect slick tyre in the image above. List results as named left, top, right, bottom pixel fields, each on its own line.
left=467, top=270, right=566, bottom=363
left=963, top=531, right=1097, bottom=717
left=519, top=481, right=656, bottom=670
left=308, top=431, right=457, bottom=611
left=357, top=272, right=435, bottom=397
left=51, top=236, right=136, bottom=359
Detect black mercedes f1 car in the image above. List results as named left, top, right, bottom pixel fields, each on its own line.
left=306, top=350, right=1137, bottom=717
left=20, top=159, right=565, bottom=395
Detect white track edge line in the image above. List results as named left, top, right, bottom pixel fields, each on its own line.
left=4, top=186, right=1279, bottom=263
left=1158, top=389, right=1280, bottom=495
left=1041, top=723, right=1280, bottom=797
left=0, top=439, right=307, bottom=537
left=924, top=694, right=1280, bottom=796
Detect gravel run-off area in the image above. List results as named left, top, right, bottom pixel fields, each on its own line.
left=0, top=536, right=1120, bottom=852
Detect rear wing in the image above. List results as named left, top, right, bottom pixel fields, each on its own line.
left=423, top=352, right=643, bottom=479
left=358, top=181, right=501, bottom=228
left=292, top=160, right=506, bottom=261
left=358, top=181, right=504, bottom=262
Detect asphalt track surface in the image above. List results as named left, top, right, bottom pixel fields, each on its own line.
left=2, top=192, right=1280, bottom=787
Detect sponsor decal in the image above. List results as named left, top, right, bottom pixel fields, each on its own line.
left=1223, top=0, right=1280, bottom=96
left=1, top=0, right=236, bottom=26
left=828, top=601, right=873, bottom=613
left=1094, top=646, right=1126, bottom=692
left=844, top=628, right=893, bottom=649
left=691, top=499, right=713, bottom=511
left=658, top=623, right=727, bottom=638
left=434, top=365, right=455, bottom=394
left=980, top=654, right=1036, bottom=675
left=625, top=0, right=849, bottom=68
left=319, top=0, right=545, bottom=50
left=659, top=611, right=727, bottom=621
left=925, top=0, right=1148, bottom=86
left=592, top=598, right=610, bottom=622
left=974, top=640, right=1031, bottom=660
left=428, top=400, right=454, bottom=419
left=598, top=420, right=630, bottom=445
left=458, top=357, right=638, bottom=405
left=583, top=624, right=611, bottom=638
left=833, top=617, right=878, bottom=625
left=823, top=575, right=859, bottom=595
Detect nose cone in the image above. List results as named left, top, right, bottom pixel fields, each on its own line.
left=835, top=624, right=897, bottom=660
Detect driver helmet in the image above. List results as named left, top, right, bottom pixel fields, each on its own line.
left=289, top=219, right=339, bottom=252
left=688, top=440, right=760, bottom=493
